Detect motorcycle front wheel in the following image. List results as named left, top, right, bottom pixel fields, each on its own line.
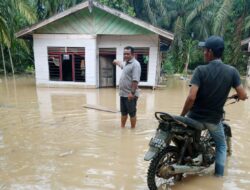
left=226, top=136, right=232, bottom=156
left=147, top=146, right=181, bottom=190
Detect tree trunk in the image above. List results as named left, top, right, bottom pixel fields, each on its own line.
left=0, top=43, right=7, bottom=77
left=183, top=52, right=190, bottom=77
left=8, top=47, right=15, bottom=75
left=0, top=43, right=9, bottom=96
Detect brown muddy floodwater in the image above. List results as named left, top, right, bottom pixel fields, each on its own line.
left=0, top=76, right=250, bottom=190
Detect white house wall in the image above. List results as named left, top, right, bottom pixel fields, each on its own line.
left=33, top=34, right=97, bottom=87
left=247, top=56, right=250, bottom=89
left=97, top=35, right=159, bottom=87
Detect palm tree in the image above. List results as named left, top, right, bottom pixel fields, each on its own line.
left=242, top=1, right=250, bottom=42
left=226, top=0, right=250, bottom=69
left=160, top=0, right=215, bottom=72
left=0, top=13, right=9, bottom=76
left=0, top=0, right=36, bottom=74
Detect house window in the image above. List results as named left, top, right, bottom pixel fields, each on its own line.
left=48, top=47, right=85, bottom=82
left=134, top=48, right=149, bottom=82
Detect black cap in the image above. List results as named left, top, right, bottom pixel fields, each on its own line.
left=198, top=35, right=224, bottom=51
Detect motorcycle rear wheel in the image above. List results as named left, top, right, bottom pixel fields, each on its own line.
left=147, top=146, right=181, bottom=190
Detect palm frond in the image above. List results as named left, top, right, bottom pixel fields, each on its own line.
left=143, top=0, right=157, bottom=25
left=16, top=39, right=30, bottom=53
left=0, top=16, right=10, bottom=47
left=15, top=0, right=37, bottom=24
left=174, top=16, right=185, bottom=48
left=185, top=0, right=214, bottom=28
left=155, top=0, right=166, bottom=15
left=213, top=0, right=233, bottom=35
left=244, top=15, right=250, bottom=31
left=168, top=10, right=179, bottom=19
left=191, top=18, right=210, bottom=39
left=184, top=0, right=198, bottom=4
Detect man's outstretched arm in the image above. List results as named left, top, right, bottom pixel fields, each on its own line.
left=113, top=59, right=123, bottom=69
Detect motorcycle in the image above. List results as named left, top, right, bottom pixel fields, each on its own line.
left=144, top=97, right=236, bottom=190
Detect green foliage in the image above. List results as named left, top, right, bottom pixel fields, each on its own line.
left=143, top=55, right=149, bottom=64
left=162, top=54, right=175, bottom=74
left=163, top=38, right=204, bottom=74
left=0, top=0, right=37, bottom=74
left=98, top=0, right=135, bottom=16
left=25, top=65, right=35, bottom=74
left=35, top=0, right=84, bottom=20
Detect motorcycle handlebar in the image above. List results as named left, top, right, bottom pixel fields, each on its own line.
left=227, top=95, right=239, bottom=100
left=225, top=95, right=239, bottom=106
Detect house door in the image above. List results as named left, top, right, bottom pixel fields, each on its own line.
left=99, top=48, right=116, bottom=87
left=62, top=54, right=73, bottom=81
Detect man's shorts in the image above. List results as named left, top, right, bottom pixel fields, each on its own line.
left=120, top=97, right=138, bottom=117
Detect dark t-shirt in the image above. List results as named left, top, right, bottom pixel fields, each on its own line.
left=188, top=59, right=241, bottom=124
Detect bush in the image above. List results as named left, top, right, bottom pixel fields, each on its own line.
left=162, top=54, right=175, bottom=75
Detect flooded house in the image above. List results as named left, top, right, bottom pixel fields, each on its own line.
left=16, top=1, right=174, bottom=88
left=241, top=37, right=250, bottom=88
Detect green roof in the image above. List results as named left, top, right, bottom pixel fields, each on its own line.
left=36, top=7, right=153, bottom=35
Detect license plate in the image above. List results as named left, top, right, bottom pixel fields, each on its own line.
left=149, top=137, right=166, bottom=149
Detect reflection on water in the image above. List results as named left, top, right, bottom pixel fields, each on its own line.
left=0, top=75, right=250, bottom=190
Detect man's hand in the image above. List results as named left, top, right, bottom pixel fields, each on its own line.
left=235, top=85, right=248, bottom=101
left=128, top=93, right=135, bottom=101
left=113, top=59, right=121, bottom=67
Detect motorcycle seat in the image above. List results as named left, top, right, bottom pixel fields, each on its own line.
left=173, top=116, right=206, bottom=131
left=155, top=112, right=188, bottom=128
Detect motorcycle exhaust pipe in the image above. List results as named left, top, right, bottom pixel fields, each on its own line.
left=172, top=164, right=206, bottom=174
left=160, top=164, right=206, bottom=176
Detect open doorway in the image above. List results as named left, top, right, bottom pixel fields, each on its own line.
left=99, top=48, right=116, bottom=87
left=134, top=47, right=149, bottom=82
left=62, top=54, right=73, bottom=81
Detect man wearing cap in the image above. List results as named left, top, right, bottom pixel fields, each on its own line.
left=180, top=35, right=248, bottom=176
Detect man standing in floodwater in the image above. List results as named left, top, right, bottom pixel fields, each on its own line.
left=180, top=36, right=248, bottom=176
left=113, top=46, right=141, bottom=128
